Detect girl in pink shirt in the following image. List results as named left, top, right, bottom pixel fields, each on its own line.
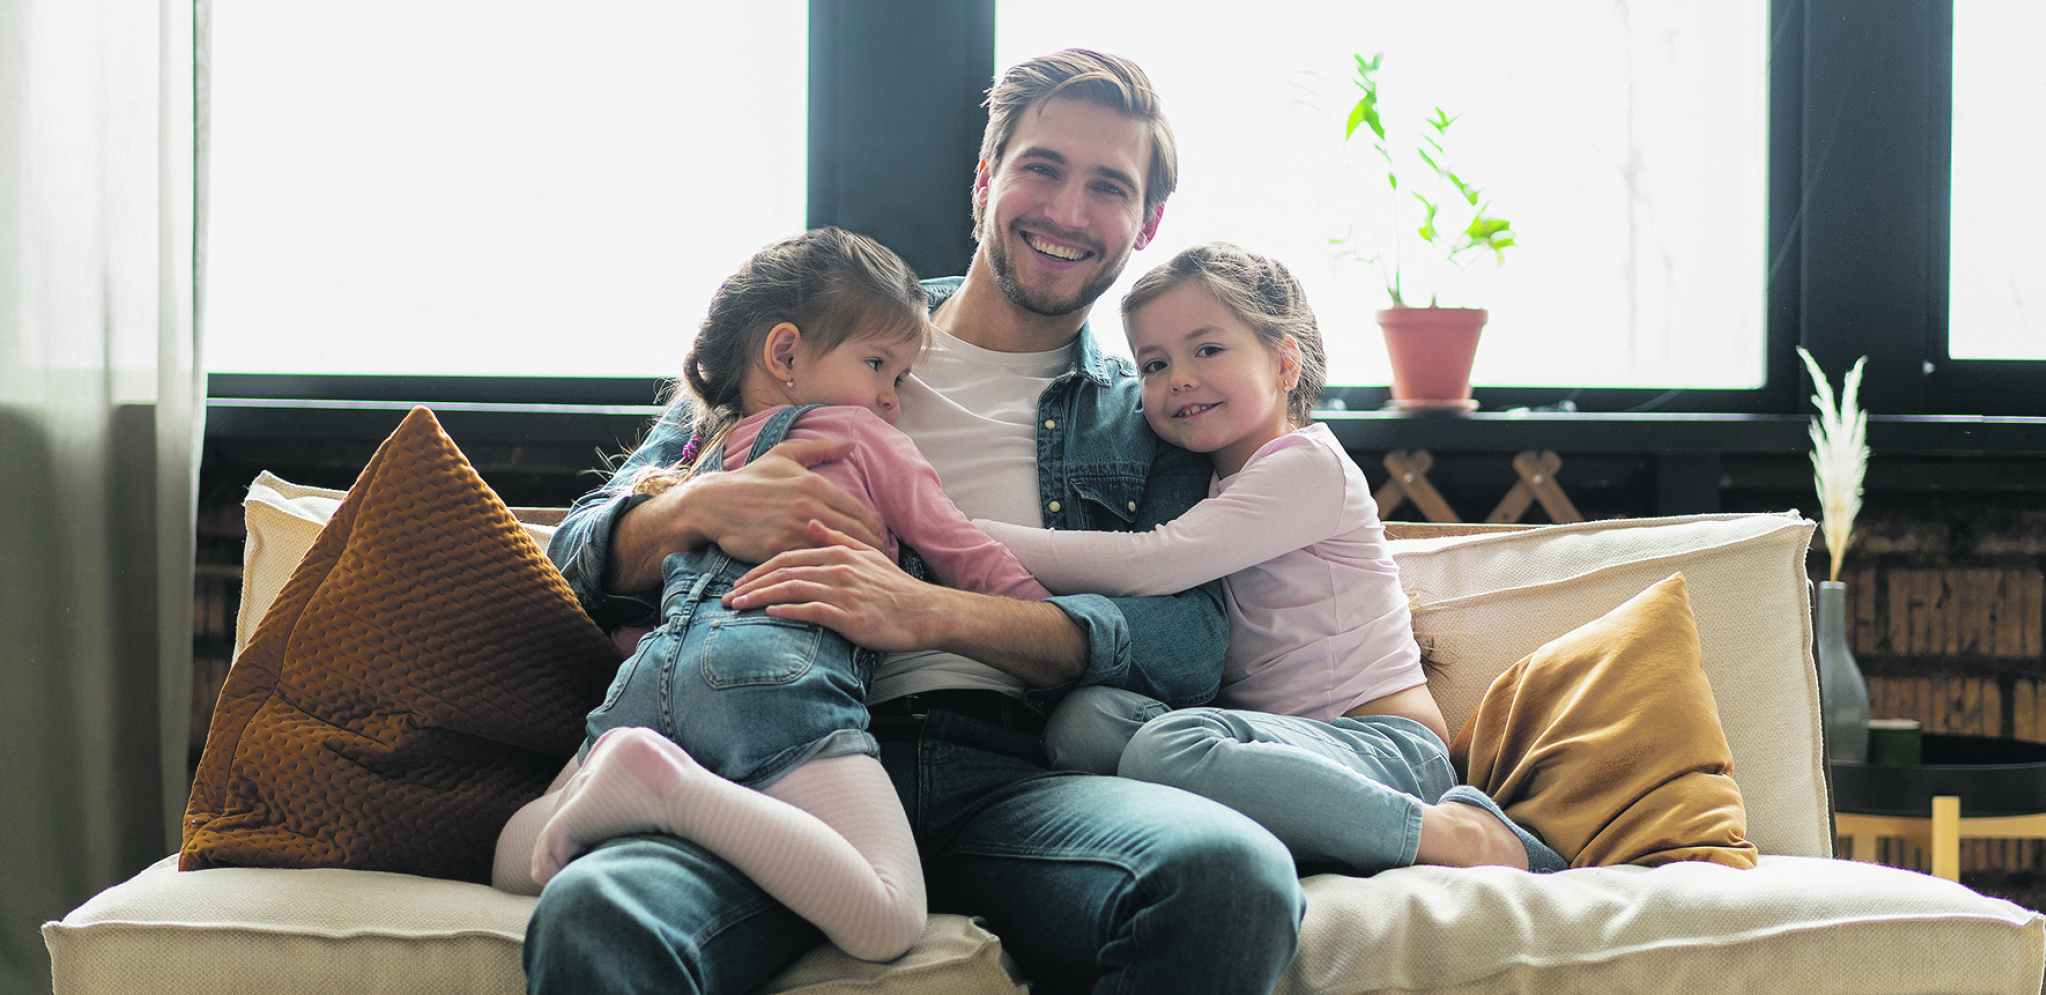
left=976, top=243, right=1565, bottom=874
left=493, top=228, right=1050, bottom=961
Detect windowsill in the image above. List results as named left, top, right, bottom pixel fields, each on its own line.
left=1319, top=410, right=2046, bottom=456
left=202, top=397, right=2046, bottom=457
left=204, top=397, right=663, bottom=444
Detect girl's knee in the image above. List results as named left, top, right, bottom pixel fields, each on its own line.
left=1117, top=708, right=1234, bottom=783
left=1044, top=686, right=1165, bottom=774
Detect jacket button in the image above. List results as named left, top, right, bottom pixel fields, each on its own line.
left=1127, top=501, right=1137, bottom=512
left=1048, top=500, right=1062, bottom=513
left=1043, top=419, right=1056, bottom=430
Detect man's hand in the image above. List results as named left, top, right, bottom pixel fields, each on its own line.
left=603, top=438, right=885, bottom=594
left=725, top=522, right=1088, bottom=687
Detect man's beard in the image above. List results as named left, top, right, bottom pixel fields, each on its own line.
left=986, top=226, right=1128, bottom=319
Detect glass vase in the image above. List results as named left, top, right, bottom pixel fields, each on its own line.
left=1815, top=580, right=1870, bottom=763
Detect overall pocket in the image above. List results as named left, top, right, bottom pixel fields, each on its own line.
left=692, top=606, right=824, bottom=688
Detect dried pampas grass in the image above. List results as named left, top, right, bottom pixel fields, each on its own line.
left=1797, top=346, right=1868, bottom=583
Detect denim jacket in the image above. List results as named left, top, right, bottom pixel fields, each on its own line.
left=549, top=276, right=1229, bottom=711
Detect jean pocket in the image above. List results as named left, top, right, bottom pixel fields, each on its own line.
left=695, top=612, right=823, bottom=688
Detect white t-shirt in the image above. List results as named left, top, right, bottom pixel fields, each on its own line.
left=865, top=324, right=1072, bottom=703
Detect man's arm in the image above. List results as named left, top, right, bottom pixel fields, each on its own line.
left=601, top=440, right=883, bottom=591
left=1040, top=440, right=1234, bottom=709
left=725, top=523, right=1088, bottom=687
left=549, top=404, right=884, bottom=629
left=723, top=520, right=1228, bottom=703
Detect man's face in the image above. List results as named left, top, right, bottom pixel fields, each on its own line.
left=976, top=96, right=1161, bottom=319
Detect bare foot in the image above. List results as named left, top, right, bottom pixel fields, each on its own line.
left=530, top=727, right=707, bottom=882
left=1417, top=798, right=1531, bottom=869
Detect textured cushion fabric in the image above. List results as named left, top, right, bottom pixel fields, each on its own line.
left=1281, top=855, right=2046, bottom=995
left=43, top=857, right=1025, bottom=995
left=183, top=407, right=621, bottom=883
left=235, top=471, right=558, bottom=660
left=1389, top=512, right=1831, bottom=860
left=1451, top=573, right=1757, bottom=869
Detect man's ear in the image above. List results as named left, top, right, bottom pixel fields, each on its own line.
left=763, top=322, right=803, bottom=383
left=1135, top=202, right=1165, bottom=250
left=972, top=159, right=992, bottom=209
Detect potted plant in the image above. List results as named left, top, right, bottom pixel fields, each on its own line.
left=1341, top=52, right=1515, bottom=407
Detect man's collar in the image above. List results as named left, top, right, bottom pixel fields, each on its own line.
left=921, top=276, right=1117, bottom=387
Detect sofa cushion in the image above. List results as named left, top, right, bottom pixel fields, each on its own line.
left=182, top=407, right=622, bottom=883
left=235, top=471, right=558, bottom=659
left=1390, top=512, right=1830, bottom=860
left=1280, top=855, right=2046, bottom=995
left=1452, top=573, right=1756, bottom=868
left=54, top=510, right=2042, bottom=995
left=43, top=857, right=1026, bottom=995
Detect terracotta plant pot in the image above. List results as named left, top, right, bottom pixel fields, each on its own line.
left=1375, top=306, right=1487, bottom=404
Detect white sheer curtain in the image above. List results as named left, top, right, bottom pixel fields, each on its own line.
left=0, top=0, right=199, bottom=990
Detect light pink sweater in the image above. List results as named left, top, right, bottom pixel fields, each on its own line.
left=721, top=405, right=1051, bottom=602
left=979, top=423, right=1423, bottom=721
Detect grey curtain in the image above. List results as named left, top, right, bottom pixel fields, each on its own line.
left=0, top=1, right=201, bottom=991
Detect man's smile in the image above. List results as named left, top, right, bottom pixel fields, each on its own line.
left=1021, top=230, right=1092, bottom=262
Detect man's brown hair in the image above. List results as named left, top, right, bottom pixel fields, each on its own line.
left=974, top=48, right=1179, bottom=242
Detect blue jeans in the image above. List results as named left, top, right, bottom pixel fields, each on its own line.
left=525, top=709, right=1304, bottom=995
left=1046, top=686, right=1457, bottom=873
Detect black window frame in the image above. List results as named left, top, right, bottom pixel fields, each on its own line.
left=203, top=0, right=2044, bottom=444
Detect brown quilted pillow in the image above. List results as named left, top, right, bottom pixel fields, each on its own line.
left=182, top=406, right=621, bottom=882
left=1451, top=572, right=1758, bottom=869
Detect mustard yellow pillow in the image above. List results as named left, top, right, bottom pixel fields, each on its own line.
left=1450, top=573, right=1757, bottom=869
left=183, top=406, right=621, bottom=882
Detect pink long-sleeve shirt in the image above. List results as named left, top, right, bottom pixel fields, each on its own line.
left=721, top=405, right=1052, bottom=602
left=978, top=423, right=1422, bottom=721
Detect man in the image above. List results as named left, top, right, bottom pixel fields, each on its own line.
left=530, top=49, right=1304, bottom=995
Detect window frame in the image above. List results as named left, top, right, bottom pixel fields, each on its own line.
left=202, top=0, right=2042, bottom=443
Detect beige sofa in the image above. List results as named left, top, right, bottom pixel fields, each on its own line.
left=45, top=473, right=2046, bottom=994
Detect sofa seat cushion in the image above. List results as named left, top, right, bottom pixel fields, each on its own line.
left=44, top=857, right=1028, bottom=995
left=1284, top=855, right=2046, bottom=995
left=48, top=853, right=2044, bottom=995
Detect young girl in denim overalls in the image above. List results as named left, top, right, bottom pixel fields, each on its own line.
left=492, top=228, right=1051, bottom=961
left=977, top=243, right=1567, bottom=875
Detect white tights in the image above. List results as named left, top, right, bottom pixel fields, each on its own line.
left=491, top=727, right=926, bottom=962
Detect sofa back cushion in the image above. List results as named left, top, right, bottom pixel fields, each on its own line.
left=1452, top=573, right=1757, bottom=868
left=1388, top=512, right=1827, bottom=859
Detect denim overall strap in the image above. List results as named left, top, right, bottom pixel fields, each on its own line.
left=743, top=404, right=821, bottom=463
left=656, top=405, right=820, bottom=625
left=692, top=403, right=821, bottom=479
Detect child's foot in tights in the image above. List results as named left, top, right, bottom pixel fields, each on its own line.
left=529, top=726, right=927, bottom=962
left=531, top=727, right=710, bottom=883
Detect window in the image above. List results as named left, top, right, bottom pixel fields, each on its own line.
left=1947, top=4, right=2044, bottom=361
left=205, top=1, right=807, bottom=379
left=996, top=1, right=1770, bottom=391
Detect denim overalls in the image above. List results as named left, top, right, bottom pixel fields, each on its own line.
left=578, top=404, right=880, bottom=789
